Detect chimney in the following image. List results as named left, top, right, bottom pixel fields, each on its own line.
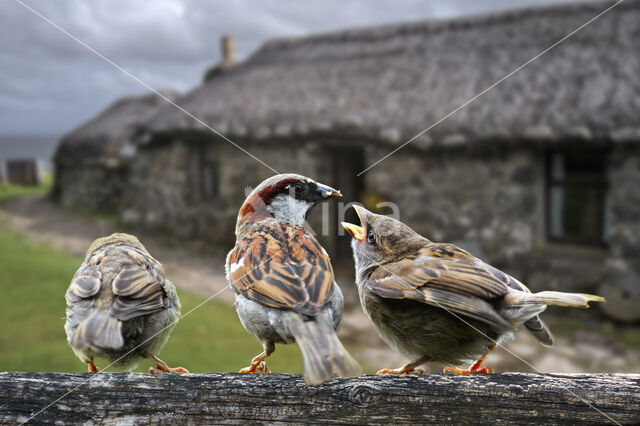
left=203, top=35, right=237, bottom=82
left=220, top=36, right=236, bottom=69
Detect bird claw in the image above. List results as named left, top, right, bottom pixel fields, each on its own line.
left=377, top=367, right=423, bottom=376
left=146, top=354, right=188, bottom=374
left=240, top=351, right=270, bottom=374
left=258, top=362, right=271, bottom=373
left=443, top=365, right=494, bottom=375
left=240, top=361, right=270, bottom=374
left=444, top=345, right=496, bottom=375
left=149, top=364, right=189, bottom=374
left=86, top=361, right=100, bottom=373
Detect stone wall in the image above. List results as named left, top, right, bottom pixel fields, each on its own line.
left=364, top=147, right=541, bottom=261
left=120, top=137, right=335, bottom=249
left=600, top=145, right=640, bottom=321
left=363, top=145, right=621, bottom=296
left=609, top=147, right=640, bottom=260
left=120, top=140, right=202, bottom=238
left=54, top=162, right=127, bottom=213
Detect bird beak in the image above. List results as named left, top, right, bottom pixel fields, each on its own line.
left=352, top=205, right=371, bottom=224
left=341, top=204, right=370, bottom=242
left=316, top=183, right=342, bottom=199
left=342, top=222, right=365, bottom=241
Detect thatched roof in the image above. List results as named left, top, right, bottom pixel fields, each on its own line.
left=142, top=0, right=640, bottom=148
left=55, top=91, right=177, bottom=165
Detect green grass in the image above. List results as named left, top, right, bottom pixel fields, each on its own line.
left=157, top=291, right=304, bottom=374
left=621, top=329, right=640, bottom=349
left=0, top=178, right=51, bottom=205
left=0, top=186, right=303, bottom=373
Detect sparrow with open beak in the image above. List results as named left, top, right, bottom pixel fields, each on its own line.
left=342, top=206, right=605, bottom=375
left=226, top=173, right=361, bottom=385
left=65, top=233, right=188, bottom=374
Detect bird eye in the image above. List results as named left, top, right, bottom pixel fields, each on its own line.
left=367, top=230, right=376, bottom=244
left=293, top=183, right=303, bottom=194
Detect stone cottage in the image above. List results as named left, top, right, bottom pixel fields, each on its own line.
left=52, top=90, right=177, bottom=212
left=56, top=1, right=640, bottom=320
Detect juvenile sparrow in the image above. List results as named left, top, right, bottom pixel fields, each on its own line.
left=342, top=206, right=605, bottom=375
left=226, top=173, right=361, bottom=385
left=65, top=233, right=188, bottom=374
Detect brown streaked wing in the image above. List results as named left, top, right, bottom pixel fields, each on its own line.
left=366, top=245, right=512, bottom=329
left=228, top=224, right=334, bottom=317
left=112, top=264, right=163, bottom=297
left=415, top=244, right=509, bottom=299
left=65, top=264, right=102, bottom=329
left=109, top=250, right=167, bottom=321
left=432, top=244, right=533, bottom=295
left=367, top=270, right=510, bottom=330
left=66, top=265, right=101, bottom=304
left=483, top=262, right=532, bottom=294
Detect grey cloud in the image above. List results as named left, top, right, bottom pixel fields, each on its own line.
left=0, top=0, right=585, bottom=135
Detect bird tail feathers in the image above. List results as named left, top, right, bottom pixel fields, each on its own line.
left=288, top=313, right=361, bottom=385
left=502, top=291, right=603, bottom=347
left=72, top=310, right=124, bottom=350
left=523, top=316, right=555, bottom=347
left=505, top=290, right=605, bottom=309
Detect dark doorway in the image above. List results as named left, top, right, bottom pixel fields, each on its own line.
left=6, top=160, right=39, bottom=186
left=327, top=147, right=365, bottom=264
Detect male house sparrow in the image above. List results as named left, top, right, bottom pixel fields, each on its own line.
left=226, top=173, right=361, bottom=385
left=65, top=233, right=188, bottom=374
left=342, top=206, right=605, bottom=375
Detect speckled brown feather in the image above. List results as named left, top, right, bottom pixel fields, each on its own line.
left=229, top=221, right=334, bottom=318
left=367, top=244, right=512, bottom=330
left=66, top=234, right=177, bottom=351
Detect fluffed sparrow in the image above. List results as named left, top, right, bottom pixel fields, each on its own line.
left=342, top=206, right=605, bottom=375
left=65, top=233, right=187, bottom=374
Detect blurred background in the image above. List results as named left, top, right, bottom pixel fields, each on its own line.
left=1, top=0, right=639, bottom=375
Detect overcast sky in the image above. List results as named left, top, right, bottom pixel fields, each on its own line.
left=0, top=0, right=585, bottom=137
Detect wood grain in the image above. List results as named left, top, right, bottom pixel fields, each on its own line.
left=1, top=372, right=638, bottom=424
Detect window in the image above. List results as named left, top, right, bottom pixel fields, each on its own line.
left=201, top=144, right=219, bottom=199
left=546, top=151, right=609, bottom=245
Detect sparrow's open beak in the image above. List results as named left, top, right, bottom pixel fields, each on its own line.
left=316, top=183, right=342, bottom=199
left=342, top=222, right=365, bottom=241
left=341, top=204, right=370, bottom=242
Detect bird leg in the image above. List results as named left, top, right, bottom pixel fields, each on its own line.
left=86, top=360, right=100, bottom=373
left=240, top=342, right=274, bottom=374
left=147, top=354, right=189, bottom=374
left=443, top=344, right=496, bottom=375
left=377, top=356, right=430, bottom=376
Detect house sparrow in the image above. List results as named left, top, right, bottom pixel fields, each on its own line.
left=226, top=173, right=361, bottom=385
left=65, top=233, right=188, bottom=374
left=342, top=206, right=605, bottom=375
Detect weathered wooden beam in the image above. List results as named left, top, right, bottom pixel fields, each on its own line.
left=1, top=372, right=638, bottom=424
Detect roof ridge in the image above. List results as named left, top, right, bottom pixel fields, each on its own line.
left=254, top=0, right=629, bottom=52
